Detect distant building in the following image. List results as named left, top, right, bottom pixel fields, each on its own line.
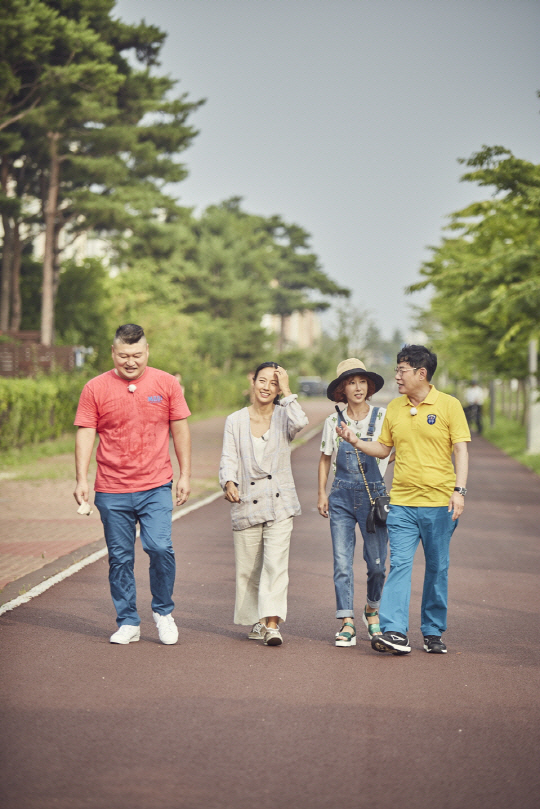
left=33, top=229, right=111, bottom=265
left=262, top=310, right=321, bottom=350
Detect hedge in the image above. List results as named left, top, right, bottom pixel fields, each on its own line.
left=0, top=374, right=89, bottom=451
left=181, top=367, right=247, bottom=415
left=0, top=368, right=248, bottom=451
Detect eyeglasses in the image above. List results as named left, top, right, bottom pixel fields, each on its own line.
left=394, top=367, right=419, bottom=377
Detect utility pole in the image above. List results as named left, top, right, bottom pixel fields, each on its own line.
left=527, top=338, right=540, bottom=454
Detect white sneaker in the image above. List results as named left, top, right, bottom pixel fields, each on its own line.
left=110, top=625, right=140, bottom=644
left=264, top=627, right=283, bottom=646
left=153, top=612, right=179, bottom=645
left=248, top=622, right=266, bottom=640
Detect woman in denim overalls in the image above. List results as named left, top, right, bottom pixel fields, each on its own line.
left=318, top=359, right=391, bottom=647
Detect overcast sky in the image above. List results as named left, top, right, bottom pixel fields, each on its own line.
left=115, top=0, right=540, bottom=340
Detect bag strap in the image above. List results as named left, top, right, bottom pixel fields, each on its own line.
left=354, top=447, right=375, bottom=507
left=354, top=406, right=379, bottom=505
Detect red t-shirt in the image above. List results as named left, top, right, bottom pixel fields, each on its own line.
left=74, top=367, right=191, bottom=493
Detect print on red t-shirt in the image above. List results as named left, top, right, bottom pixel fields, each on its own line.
left=75, top=367, right=191, bottom=493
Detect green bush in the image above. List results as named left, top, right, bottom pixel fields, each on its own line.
left=0, top=374, right=90, bottom=451
left=0, top=365, right=248, bottom=451
left=182, top=366, right=247, bottom=414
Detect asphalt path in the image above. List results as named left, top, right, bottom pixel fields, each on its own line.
left=1, top=435, right=539, bottom=809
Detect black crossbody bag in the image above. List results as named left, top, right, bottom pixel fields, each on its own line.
left=353, top=406, right=390, bottom=533
left=355, top=450, right=390, bottom=532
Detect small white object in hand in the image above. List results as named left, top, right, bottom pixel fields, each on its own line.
left=410, top=407, right=417, bottom=416
left=77, top=501, right=93, bottom=516
left=128, top=384, right=137, bottom=393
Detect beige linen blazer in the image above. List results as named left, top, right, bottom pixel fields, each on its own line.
left=219, top=395, right=309, bottom=531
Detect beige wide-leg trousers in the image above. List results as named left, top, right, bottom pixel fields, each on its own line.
left=233, top=516, right=294, bottom=626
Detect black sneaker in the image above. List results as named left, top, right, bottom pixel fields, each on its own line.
left=423, top=635, right=447, bottom=654
left=371, top=631, right=411, bottom=655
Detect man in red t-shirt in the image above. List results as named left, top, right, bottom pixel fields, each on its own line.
left=74, top=324, right=191, bottom=645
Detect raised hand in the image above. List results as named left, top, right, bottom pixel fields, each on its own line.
left=336, top=423, right=359, bottom=447
left=274, top=366, right=291, bottom=397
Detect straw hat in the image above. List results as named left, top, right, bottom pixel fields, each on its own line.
left=326, top=358, right=384, bottom=402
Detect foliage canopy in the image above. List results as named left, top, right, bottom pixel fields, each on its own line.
left=408, top=145, right=540, bottom=380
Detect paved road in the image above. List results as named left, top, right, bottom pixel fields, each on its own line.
left=0, top=398, right=334, bottom=600
left=1, top=435, right=539, bottom=809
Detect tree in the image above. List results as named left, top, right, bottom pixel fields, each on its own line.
left=261, top=213, right=350, bottom=350
left=34, top=28, right=123, bottom=345
left=0, top=0, right=63, bottom=331
left=408, top=146, right=540, bottom=381
left=0, top=0, right=61, bottom=133
left=111, top=199, right=350, bottom=373
left=0, top=0, right=202, bottom=344
left=54, top=257, right=114, bottom=367
left=308, top=306, right=403, bottom=382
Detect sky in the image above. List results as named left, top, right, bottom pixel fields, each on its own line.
left=115, top=0, right=540, bottom=340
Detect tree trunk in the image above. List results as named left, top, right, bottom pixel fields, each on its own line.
left=41, top=132, right=60, bottom=346
left=0, top=216, right=12, bottom=331
left=489, top=379, right=496, bottom=428
left=510, top=380, right=515, bottom=420
left=9, top=221, right=22, bottom=331
left=519, top=379, right=527, bottom=427
left=52, top=218, right=62, bottom=302
left=0, top=156, right=12, bottom=331
left=527, top=339, right=540, bottom=454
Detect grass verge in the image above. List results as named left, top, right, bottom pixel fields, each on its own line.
left=483, top=414, right=540, bottom=476
left=0, top=407, right=239, bottom=480
left=0, top=434, right=77, bottom=471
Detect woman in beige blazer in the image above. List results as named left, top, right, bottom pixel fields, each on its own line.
left=219, top=362, right=308, bottom=646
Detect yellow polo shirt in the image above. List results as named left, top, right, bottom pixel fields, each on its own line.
left=378, top=385, right=471, bottom=507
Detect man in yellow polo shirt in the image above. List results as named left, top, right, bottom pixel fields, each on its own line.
left=336, top=345, right=470, bottom=655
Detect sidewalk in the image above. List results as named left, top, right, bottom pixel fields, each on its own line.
left=0, top=397, right=338, bottom=603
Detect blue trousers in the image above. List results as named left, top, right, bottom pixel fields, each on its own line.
left=329, top=479, right=388, bottom=619
left=379, top=505, right=458, bottom=637
left=95, top=483, right=175, bottom=627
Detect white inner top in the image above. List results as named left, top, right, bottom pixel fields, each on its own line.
left=252, top=429, right=271, bottom=467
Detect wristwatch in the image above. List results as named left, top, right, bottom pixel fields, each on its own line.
left=454, top=487, right=467, bottom=496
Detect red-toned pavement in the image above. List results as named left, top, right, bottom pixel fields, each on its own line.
left=1, top=433, right=539, bottom=809
left=0, top=398, right=334, bottom=602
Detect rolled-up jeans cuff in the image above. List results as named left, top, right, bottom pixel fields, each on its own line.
left=336, top=609, right=354, bottom=619
left=366, top=599, right=380, bottom=610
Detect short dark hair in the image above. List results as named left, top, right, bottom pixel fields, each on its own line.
left=253, top=361, right=278, bottom=381
left=333, top=375, right=376, bottom=403
left=253, top=361, right=280, bottom=404
left=397, top=344, right=437, bottom=381
left=114, top=324, right=145, bottom=344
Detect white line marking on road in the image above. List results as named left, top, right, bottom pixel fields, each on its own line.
left=0, top=548, right=109, bottom=616
left=0, top=426, right=322, bottom=617
left=172, top=490, right=223, bottom=522
left=0, top=490, right=224, bottom=617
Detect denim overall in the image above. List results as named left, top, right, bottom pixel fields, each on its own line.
left=328, top=407, right=388, bottom=619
